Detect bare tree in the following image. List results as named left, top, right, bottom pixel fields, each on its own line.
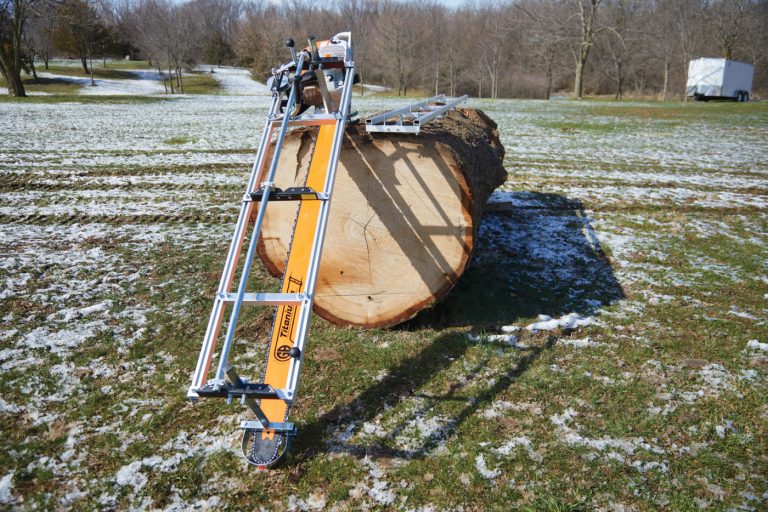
left=25, top=0, right=54, bottom=71
left=665, top=0, right=707, bottom=98
left=598, top=0, right=643, bottom=99
left=516, top=0, right=570, bottom=98
left=374, top=0, right=423, bottom=96
left=647, top=0, right=679, bottom=100
left=474, top=2, right=513, bottom=99
left=570, top=0, right=603, bottom=99
left=100, top=0, right=768, bottom=100
left=708, top=0, right=753, bottom=59
left=338, top=0, right=377, bottom=94
left=1, top=0, right=44, bottom=96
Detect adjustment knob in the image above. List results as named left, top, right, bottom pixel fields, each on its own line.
left=285, top=38, right=295, bottom=48
left=289, top=347, right=301, bottom=359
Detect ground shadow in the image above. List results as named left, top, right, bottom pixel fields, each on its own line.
left=293, top=191, right=624, bottom=464
left=404, top=191, right=625, bottom=329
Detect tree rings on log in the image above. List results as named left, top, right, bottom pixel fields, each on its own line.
left=256, top=108, right=506, bottom=328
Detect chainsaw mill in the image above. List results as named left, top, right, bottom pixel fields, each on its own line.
left=188, top=32, right=468, bottom=469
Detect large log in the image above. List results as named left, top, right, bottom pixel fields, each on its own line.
left=256, top=108, right=506, bottom=328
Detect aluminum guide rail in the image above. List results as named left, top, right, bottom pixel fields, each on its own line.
left=365, top=94, right=469, bottom=134
left=187, top=33, right=356, bottom=468
left=188, top=30, right=465, bottom=468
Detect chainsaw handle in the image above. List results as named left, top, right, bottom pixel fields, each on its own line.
left=332, top=32, right=351, bottom=46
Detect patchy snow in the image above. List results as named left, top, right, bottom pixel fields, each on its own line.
left=467, top=332, right=518, bottom=345
left=0, top=472, right=16, bottom=505
left=747, top=340, right=768, bottom=352
left=0, top=87, right=51, bottom=96
left=204, top=65, right=270, bottom=95
left=0, top=398, right=21, bottom=414
left=492, top=436, right=543, bottom=463
left=2, top=95, right=766, bottom=508
left=550, top=408, right=666, bottom=472
left=36, top=71, right=166, bottom=96
left=475, top=454, right=502, bottom=479
left=480, top=400, right=543, bottom=419
left=359, top=83, right=391, bottom=93
left=699, top=364, right=736, bottom=392
left=163, top=494, right=221, bottom=511
left=287, top=492, right=326, bottom=511
left=22, top=321, right=108, bottom=356
left=394, top=409, right=456, bottom=454
left=347, top=458, right=397, bottom=507
left=115, top=461, right=147, bottom=493
left=527, top=313, right=594, bottom=331
left=558, top=337, right=603, bottom=348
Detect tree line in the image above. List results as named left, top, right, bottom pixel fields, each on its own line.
left=2, top=0, right=766, bottom=99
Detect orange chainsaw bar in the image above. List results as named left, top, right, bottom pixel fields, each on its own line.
left=259, top=123, right=336, bottom=438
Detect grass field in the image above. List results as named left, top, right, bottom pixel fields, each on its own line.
left=0, top=60, right=222, bottom=96
left=0, top=96, right=766, bottom=511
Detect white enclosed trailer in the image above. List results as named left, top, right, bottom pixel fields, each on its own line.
left=686, top=58, right=754, bottom=101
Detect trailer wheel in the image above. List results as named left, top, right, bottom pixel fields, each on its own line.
left=743, top=92, right=749, bottom=102
left=736, top=92, right=744, bottom=102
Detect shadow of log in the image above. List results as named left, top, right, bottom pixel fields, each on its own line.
left=292, top=190, right=624, bottom=464
left=403, top=191, right=625, bottom=329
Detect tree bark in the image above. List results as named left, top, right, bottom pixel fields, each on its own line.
left=1, top=0, right=29, bottom=97
left=0, top=51, right=26, bottom=97
left=574, top=59, right=585, bottom=99
left=88, top=48, right=94, bottom=86
left=256, top=108, right=507, bottom=328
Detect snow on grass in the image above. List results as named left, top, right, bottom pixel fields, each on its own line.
left=35, top=71, right=168, bottom=96
left=0, top=472, right=16, bottom=505
left=2, top=96, right=767, bottom=510
left=527, top=313, right=595, bottom=331
left=550, top=408, right=667, bottom=472
left=482, top=99, right=768, bottom=173
left=359, top=83, right=391, bottom=93
left=0, top=189, right=237, bottom=217
left=15, top=171, right=244, bottom=188
left=467, top=332, right=518, bottom=345
left=521, top=166, right=768, bottom=191
left=473, top=205, right=623, bottom=316
left=480, top=401, right=543, bottom=419
left=530, top=183, right=768, bottom=209
left=558, top=337, right=603, bottom=348
left=347, top=457, right=398, bottom=507
left=0, top=87, right=51, bottom=96
left=492, top=436, right=542, bottom=463
left=475, top=454, right=502, bottom=479
left=747, top=339, right=768, bottom=352
left=0, top=95, right=272, bottom=154
left=203, top=65, right=270, bottom=95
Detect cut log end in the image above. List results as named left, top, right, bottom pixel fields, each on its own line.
left=257, top=108, right=506, bottom=328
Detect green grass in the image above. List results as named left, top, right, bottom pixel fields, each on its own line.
left=2, top=60, right=223, bottom=97
left=43, top=64, right=147, bottom=81
left=98, top=60, right=153, bottom=70
left=0, top=92, right=170, bottom=104
left=177, top=72, right=221, bottom=94
left=1, top=68, right=220, bottom=97
left=0, top=74, right=81, bottom=95
left=537, top=119, right=635, bottom=133
left=163, top=135, right=199, bottom=145
left=1, top=97, right=766, bottom=510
